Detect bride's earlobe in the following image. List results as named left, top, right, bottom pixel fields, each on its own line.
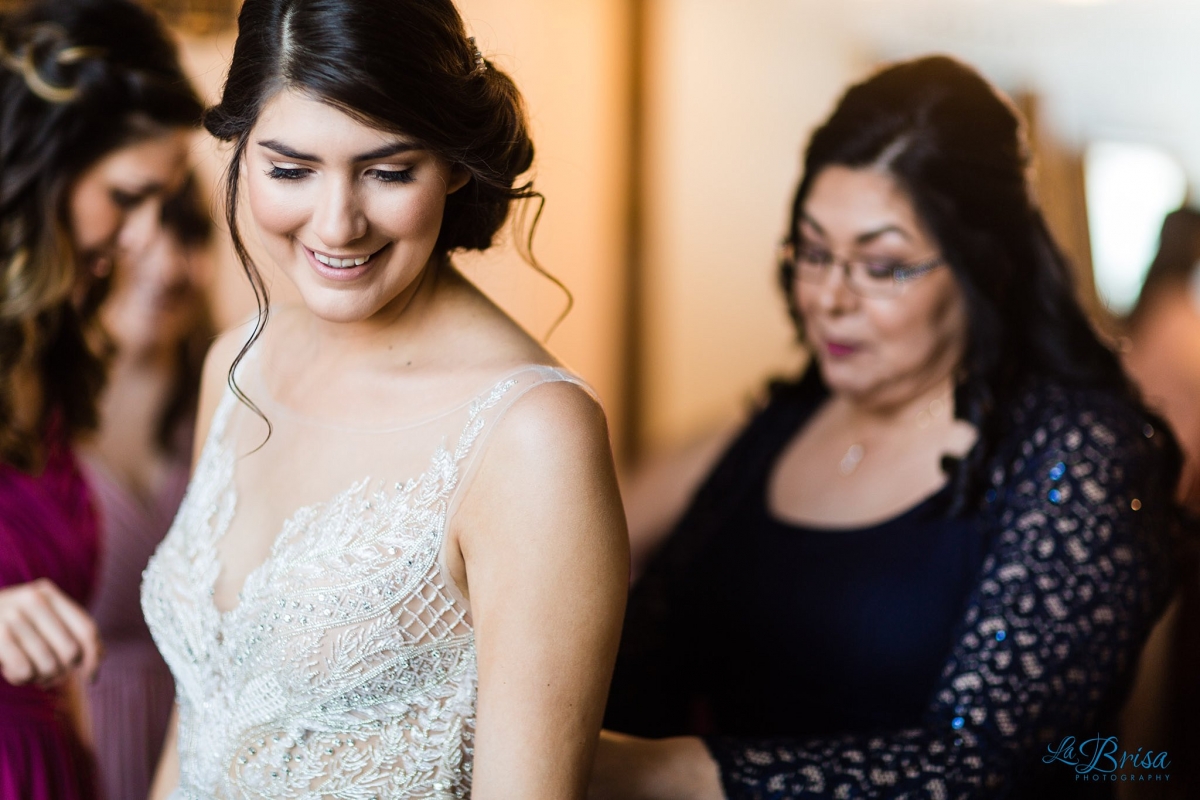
left=446, top=166, right=471, bottom=195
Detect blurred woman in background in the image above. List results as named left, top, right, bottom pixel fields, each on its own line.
left=595, top=55, right=1183, bottom=800
left=78, top=175, right=213, bottom=800
left=0, top=0, right=200, bottom=796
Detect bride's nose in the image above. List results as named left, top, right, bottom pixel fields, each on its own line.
left=310, top=178, right=368, bottom=246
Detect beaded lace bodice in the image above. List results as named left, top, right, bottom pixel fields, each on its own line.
left=142, top=362, right=579, bottom=799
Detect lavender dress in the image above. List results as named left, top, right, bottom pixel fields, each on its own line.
left=0, top=422, right=99, bottom=800
left=81, top=451, right=189, bottom=800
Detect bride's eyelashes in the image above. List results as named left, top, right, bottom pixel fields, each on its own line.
left=264, top=164, right=417, bottom=184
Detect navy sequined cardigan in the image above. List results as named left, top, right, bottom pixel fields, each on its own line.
left=605, top=372, right=1183, bottom=799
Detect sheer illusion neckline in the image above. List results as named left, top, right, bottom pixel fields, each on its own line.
left=205, top=428, right=375, bottom=619
left=201, top=367, right=538, bottom=619
left=247, top=345, right=556, bottom=434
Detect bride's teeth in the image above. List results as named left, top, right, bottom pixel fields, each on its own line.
left=313, top=252, right=371, bottom=268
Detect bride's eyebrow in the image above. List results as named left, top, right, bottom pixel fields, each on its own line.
left=257, top=139, right=318, bottom=162
left=353, top=142, right=419, bottom=161
left=256, top=139, right=419, bottom=163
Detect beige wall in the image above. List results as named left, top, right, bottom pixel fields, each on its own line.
left=174, top=0, right=634, bottom=451
left=454, top=0, right=633, bottom=453
left=639, top=0, right=868, bottom=452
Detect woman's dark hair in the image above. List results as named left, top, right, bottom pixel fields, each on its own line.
left=204, top=0, right=539, bottom=415
left=781, top=55, right=1139, bottom=513
left=0, top=0, right=202, bottom=471
left=155, top=172, right=215, bottom=456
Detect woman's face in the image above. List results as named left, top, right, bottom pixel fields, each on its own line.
left=68, top=129, right=193, bottom=276
left=101, top=229, right=208, bottom=360
left=795, top=165, right=968, bottom=406
left=244, top=89, right=468, bottom=325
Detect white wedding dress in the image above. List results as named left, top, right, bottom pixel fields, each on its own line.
left=142, top=352, right=585, bottom=799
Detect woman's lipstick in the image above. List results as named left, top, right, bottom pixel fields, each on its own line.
left=825, top=340, right=859, bottom=358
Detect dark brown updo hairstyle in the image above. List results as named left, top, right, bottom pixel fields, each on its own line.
left=781, top=55, right=1151, bottom=514
left=0, top=0, right=203, bottom=471
left=204, top=0, right=538, bottom=409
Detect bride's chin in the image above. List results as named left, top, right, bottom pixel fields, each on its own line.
left=292, top=287, right=385, bottom=325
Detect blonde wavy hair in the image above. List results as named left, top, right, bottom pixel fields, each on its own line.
left=0, top=0, right=201, bottom=470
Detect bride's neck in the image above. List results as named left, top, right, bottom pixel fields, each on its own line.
left=290, top=258, right=460, bottom=368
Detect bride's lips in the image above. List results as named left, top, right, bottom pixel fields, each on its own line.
left=304, top=244, right=388, bottom=282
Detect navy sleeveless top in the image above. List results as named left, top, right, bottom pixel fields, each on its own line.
left=703, top=476, right=983, bottom=737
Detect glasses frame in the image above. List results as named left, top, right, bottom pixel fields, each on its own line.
left=780, top=239, right=945, bottom=299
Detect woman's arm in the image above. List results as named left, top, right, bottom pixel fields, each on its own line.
left=148, top=704, right=180, bottom=800
left=621, top=428, right=737, bottom=579
left=455, top=381, right=629, bottom=800
left=593, top=395, right=1178, bottom=799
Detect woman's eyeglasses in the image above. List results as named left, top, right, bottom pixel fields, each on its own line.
left=781, top=240, right=945, bottom=299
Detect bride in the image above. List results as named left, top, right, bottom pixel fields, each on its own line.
left=142, top=0, right=629, bottom=797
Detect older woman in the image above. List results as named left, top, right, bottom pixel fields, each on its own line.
left=595, top=56, right=1182, bottom=799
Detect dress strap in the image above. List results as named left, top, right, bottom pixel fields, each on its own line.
left=447, top=364, right=596, bottom=470
left=205, top=384, right=240, bottom=449
left=436, top=364, right=598, bottom=605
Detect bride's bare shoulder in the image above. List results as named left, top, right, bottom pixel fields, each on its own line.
left=444, top=269, right=564, bottom=370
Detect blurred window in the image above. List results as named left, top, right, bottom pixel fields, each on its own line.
left=1085, top=141, right=1188, bottom=315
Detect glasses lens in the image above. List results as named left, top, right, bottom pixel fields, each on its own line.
left=786, top=243, right=937, bottom=298
left=847, top=260, right=903, bottom=298
left=792, top=244, right=828, bottom=283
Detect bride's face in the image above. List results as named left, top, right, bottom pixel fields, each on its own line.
left=244, top=89, right=468, bottom=324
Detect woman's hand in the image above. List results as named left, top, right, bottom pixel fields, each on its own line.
left=0, top=578, right=101, bottom=686
left=589, top=731, right=723, bottom=800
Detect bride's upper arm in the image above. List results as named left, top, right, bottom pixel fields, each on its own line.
left=453, top=380, right=629, bottom=800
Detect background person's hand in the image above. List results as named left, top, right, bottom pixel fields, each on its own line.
left=0, top=578, right=101, bottom=686
left=589, top=730, right=723, bottom=800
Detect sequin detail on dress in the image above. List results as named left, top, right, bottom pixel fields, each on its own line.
left=142, top=366, right=580, bottom=799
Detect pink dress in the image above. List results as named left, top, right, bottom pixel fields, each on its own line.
left=0, top=422, right=99, bottom=800
left=80, top=453, right=188, bottom=800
